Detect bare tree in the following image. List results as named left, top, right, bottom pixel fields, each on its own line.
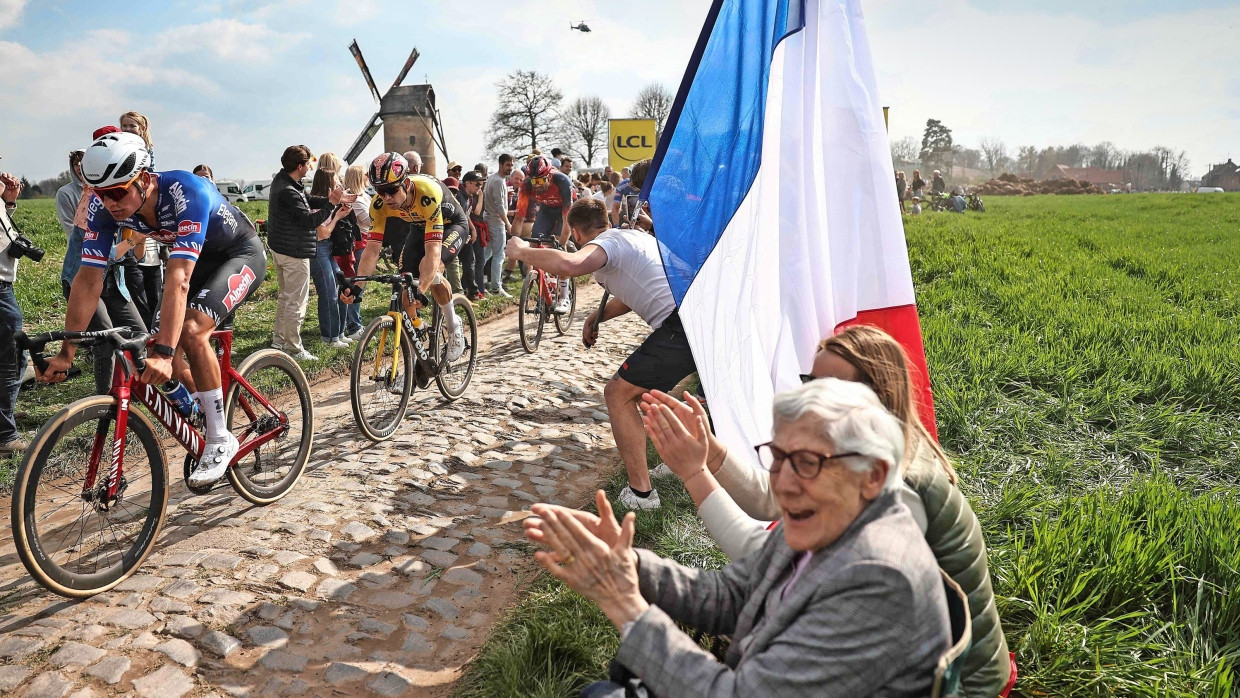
left=485, top=70, right=564, bottom=156
left=629, top=83, right=674, bottom=140
left=979, top=138, right=1008, bottom=174
left=1087, top=141, right=1120, bottom=170
left=890, top=136, right=918, bottom=165
left=558, top=96, right=611, bottom=167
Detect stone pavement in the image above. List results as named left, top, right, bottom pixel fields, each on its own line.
left=0, top=285, right=645, bottom=697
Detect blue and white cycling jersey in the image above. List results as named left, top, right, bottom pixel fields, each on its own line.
left=82, top=170, right=251, bottom=269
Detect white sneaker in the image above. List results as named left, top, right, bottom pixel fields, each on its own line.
left=346, top=328, right=364, bottom=341
left=327, top=339, right=350, bottom=348
left=618, top=486, right=661, bottom=511
left=446, top=321, right=466, bottom=362
left=291, top=349, right=319, bottom=361
left=494, top=288, right=513, bottom=299
left=649, top=463, right=674, bottom=479
left=552, top=296, right=572, bottom=315
left=189, top=434, right=238, bottom=487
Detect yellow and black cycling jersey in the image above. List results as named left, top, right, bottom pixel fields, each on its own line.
left=368, top=174, right=467, bottom=244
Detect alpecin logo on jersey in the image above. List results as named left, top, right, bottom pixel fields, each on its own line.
left=84, top=230, right=99, bottom=241
left=178, top=221, right=201, bottom=235
left=170, top=181, right=188, bottom=215
left=223, top=265, right=257, bottom=311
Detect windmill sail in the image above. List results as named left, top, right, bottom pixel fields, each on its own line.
left=389, top=48, right=421, bottom=92
left=344, top=113, right=383, bottom=164
left=348, top=39, right=382, bottom=103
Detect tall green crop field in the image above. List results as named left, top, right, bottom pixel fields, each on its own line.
left=459, top=193, right=1240, bottom=698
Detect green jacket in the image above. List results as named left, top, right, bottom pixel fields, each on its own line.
left=902, top=440, right=1011, bottom=697
left=713, top=437, right=1011, bottom=697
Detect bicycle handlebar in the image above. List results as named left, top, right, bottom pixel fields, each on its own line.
left=16, top=327, right=149, bottom=375
left=337, top=271, right=430, bottom=306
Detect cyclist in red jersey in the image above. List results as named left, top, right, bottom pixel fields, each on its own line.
left=514, top=156, right=576, bottom=313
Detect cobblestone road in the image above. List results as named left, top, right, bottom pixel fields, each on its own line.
left=0, top=285, right=643, bottom=697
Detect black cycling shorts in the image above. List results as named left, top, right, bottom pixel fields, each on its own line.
left=531, top=206, right=565, bottom=241
left=615, top=311, right=698, bottom=393
left=397, top=222, right=466, bottom=278
left=153, top=234, right=267, bottom=332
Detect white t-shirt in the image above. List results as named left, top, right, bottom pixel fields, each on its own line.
left=587, top=228, right=675, bottom=329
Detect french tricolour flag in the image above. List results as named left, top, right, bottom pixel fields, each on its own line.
left=646, top=0, right=937, bottom=466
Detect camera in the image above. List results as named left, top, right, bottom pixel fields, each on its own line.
left=6, top=233, right=45, bottom=262
left=2, top=215, right=45, bottom=262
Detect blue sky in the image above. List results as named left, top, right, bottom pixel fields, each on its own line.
left=1, top=0, right=1236, bottom=182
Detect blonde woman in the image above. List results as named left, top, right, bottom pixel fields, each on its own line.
left=337, top=165, right=372, bottom=338
left=318, top=152, right=344, bottom=176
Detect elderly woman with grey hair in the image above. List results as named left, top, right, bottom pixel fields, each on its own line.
left=524, top=379, right=951, bottom=698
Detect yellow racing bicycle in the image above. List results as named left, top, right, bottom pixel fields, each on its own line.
left=340, top=272, right=477, bottom=441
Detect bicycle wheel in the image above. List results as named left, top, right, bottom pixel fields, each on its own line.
left=11, top=396, right=168, bottom=598
left=434, top=294, right=478, bottom=400
left=554, top=279, right=577, bottom=335
left=518, top=272, right=545, bottom=353
left=349, top=314, right=414, bottom=441
left=225, top=349, right=314, bottom=504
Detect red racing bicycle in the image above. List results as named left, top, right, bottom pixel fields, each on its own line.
left=10, top=327, right=313, bottom=597
left=518, top=237, right=577, bottom=352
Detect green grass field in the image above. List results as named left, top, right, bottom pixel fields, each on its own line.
left=459, top=193, right=1240, bottom=697
left=1, top=198, right=527, bottom=487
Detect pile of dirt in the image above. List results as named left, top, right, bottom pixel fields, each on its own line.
left=973, top=173, right=1105, bottom=196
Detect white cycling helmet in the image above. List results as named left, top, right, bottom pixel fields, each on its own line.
left=82, top=132, right=151, bottom=189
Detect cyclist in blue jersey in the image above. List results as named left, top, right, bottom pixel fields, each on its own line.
left=38, top=133, right=275, bottom=486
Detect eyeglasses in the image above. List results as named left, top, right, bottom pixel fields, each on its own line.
left=94, top=175, right=140, bottom=202
left=374, top=182, right=402, bottom=197
left=530, top=176, right=549, bottom=187
left=754, top=442, right=861, bottom=479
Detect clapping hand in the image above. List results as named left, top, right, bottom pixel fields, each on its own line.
left=640, top=390, right=711, bottom=481
left=524, top=490, right=648, bottom=630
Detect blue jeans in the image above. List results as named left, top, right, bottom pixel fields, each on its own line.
left=0, top=282, right=26, bottom=442
left=484, top=217, right=508, bottom=292
left=341, top=248, right=363, bottom=335
left=310, top=240, right=341, bottom=341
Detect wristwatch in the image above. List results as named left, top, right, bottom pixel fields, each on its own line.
left=152, top=343, right=176, bottom=358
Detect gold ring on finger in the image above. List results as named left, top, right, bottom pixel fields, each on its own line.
left=562, top=554, right=576, bottom=566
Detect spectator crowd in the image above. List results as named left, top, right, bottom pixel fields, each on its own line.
left=0, top=112, right=1015, bottom=697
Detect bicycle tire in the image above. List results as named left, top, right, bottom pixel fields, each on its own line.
left=433, top=294, right=478, bottom=400
left=226, top=349, right=314, bottom=504
left=518, top=271, right=545, bottom=353
left=554, top=279, right=577, bottom=335
left=11, top=396, right=168, bottom=598
left=349, top=315, right=414, bottom=441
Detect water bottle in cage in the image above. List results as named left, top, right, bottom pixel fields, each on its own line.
left=161, top=380, right=198, bottom=417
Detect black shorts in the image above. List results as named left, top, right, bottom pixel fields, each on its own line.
left=153, top=234, right=267, bottom=332
left=616, top=311, right=698, bottom=392
left=394, top=223, right=466, bottom=277
left=531, top=206, right=565, bottom=240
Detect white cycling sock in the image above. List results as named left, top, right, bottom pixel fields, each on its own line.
left=558, top=279, right=571, bottom=296
left=439, top=302, right=458, bottom=330
left=199, top=387, right=227, bottom=441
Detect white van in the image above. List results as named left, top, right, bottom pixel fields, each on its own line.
left=1195, top=186, right=1225, bottom=193
left=243, top=179, right=272, bottom=201
left=215, top=180, right=248, bottom=204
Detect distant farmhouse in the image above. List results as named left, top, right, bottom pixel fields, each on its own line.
left=1051, top=165, right=1127, bottom=190
left=1201, top=159, right=1240, bottom=191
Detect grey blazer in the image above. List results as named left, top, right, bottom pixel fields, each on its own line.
left=615, top=492, right=950, bottom=697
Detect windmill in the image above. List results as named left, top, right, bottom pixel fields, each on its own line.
left=343, top=40, right=450, bottom=175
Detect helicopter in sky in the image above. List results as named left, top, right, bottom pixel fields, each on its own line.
left=570, top=20, right=592, bottom=32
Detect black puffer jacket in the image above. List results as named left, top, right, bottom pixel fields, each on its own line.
left=267, top=170, right=332, bottom=259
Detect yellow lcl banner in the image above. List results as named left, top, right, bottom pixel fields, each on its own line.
left=609, top=119, right=657, bottom=171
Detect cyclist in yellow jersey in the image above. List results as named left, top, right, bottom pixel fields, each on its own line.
left=343, top=153, right=468, bottom=360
